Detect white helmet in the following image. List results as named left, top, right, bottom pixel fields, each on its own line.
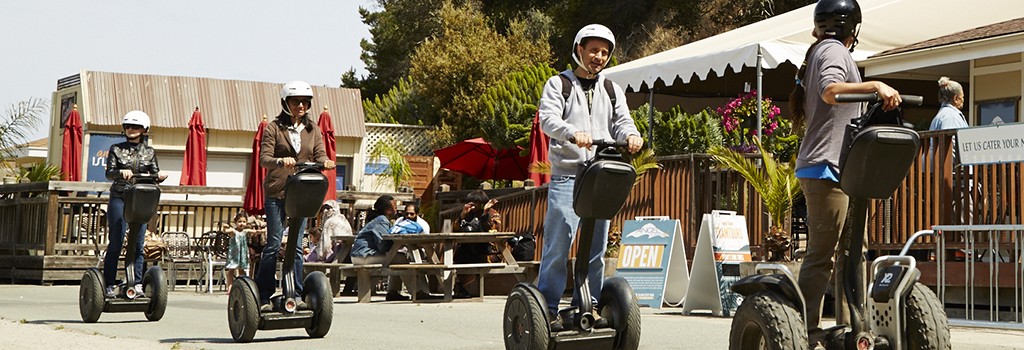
left=122, top=110, right=151, bottom=131
left=280, top=80, right=314, bottom=114
left=571, top=24, right=616, bottom=72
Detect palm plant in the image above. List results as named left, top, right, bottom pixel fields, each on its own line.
left=368, top=138, right=413, bottom=192
left=0, top=98, right=45, bottom=174
left=528, top=147, right=661, bottom=187
left=16, top=163, right=62, bottom=182
left=707, top=136, right=802, bottom=261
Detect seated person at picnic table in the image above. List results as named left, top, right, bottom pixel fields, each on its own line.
left=453, top=190, right=502, bottom=298
left=390, top=204, right=430, bottom=234
left=351, top=195, right=435, bottom=301
left=303, top=227, right=332, bottom=263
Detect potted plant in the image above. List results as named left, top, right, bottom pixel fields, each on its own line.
left=707, top=136, right=802, bottom=262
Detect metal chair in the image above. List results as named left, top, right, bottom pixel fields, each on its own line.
left=160, top=232, right=202, bottom=290
left=196, top=231, right=229, bottom=293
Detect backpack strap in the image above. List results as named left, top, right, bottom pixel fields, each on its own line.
left=558, top=74, right=573, bottom=102
left=558, top=73, right=618, bottom=108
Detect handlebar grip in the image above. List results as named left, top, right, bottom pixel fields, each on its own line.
left=834, top=93, right=880, bottom=103
left=566, top=137, right=628, bottom=148
left=834, top=93, right=924, bottom=107
left=901, top=95, right=924, bottom=106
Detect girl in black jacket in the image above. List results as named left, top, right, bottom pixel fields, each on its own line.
left=102, top=110, right=166, bottom=298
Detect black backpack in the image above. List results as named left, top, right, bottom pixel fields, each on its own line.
left=558, top=74, right=617, bottom=108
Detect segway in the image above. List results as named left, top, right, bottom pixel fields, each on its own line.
left=728, top=94, right=951, bottom=350
left=503, top=140, right=642, bottom=350
left=79, top=173, right=167, bottom=323
left=227, top=162, right=333, bottom=343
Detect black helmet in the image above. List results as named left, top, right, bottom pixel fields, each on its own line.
left=814, top=0, right=861, bottom=39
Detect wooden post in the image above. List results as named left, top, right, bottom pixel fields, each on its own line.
left=44, top=188, right=59, bottom=255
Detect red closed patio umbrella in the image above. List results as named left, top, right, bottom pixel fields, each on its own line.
left=60, top=104, right=83, bottom=181
left=527, top=111, right=550, bottom=185
left=317, top=106, right=337, bottom=201
left=243, top=116, right=268, bottom=216
left=434, top=138, right=530, bottom=181
left=180, top=107, right=207, bottom=186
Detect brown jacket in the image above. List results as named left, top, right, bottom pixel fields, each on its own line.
left=260, top=113, right=328, bottom=199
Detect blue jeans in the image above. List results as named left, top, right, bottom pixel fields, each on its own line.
left=537, top=175, right=609, bottom=314
left=103, top=196, right=147, bottom=287
left=255, top=197, right=307, bottom=304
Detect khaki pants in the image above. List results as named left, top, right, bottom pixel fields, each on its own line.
left=797, top=179, right=867, bottom=331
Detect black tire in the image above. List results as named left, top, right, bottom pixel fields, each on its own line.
left=904, top=283, right=951, bottom=350
left=598, top=277, right=641, bottom=350
left=503, top=284, right=550, bottom=350
left=79, top=268, right=105, bottom=323
left=303, top=271, right=333, bottom=338
left=142, top=266, right=167, bottom=321
left=729, top=292, right=808, bottom=350
left=228, top=276, right=260, bottom=343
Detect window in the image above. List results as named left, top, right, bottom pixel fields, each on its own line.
left=976, top=97, right=1019, bottom=125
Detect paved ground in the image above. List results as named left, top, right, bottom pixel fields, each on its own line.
left=0, top=285, right=1021, bottom=350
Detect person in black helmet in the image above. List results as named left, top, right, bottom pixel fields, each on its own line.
left=789, top=0, right=902, bottom=346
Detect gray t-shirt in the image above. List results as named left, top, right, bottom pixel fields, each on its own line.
left=796, top=39, right=863, bottom=172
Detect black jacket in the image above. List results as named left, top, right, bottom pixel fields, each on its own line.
left=105, top=141, right=160, bottom=197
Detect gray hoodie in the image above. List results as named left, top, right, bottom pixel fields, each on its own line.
left=538, top=70, right=640, bottom=176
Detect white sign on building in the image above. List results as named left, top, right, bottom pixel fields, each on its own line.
left=957, top=123, right=1024, bottom=165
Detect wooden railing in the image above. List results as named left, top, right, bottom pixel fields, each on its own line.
left=439, top=131, right=1023, bottom=261
left=0, top=181, right=415, bottom=257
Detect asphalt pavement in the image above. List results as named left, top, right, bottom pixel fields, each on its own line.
left=0, top=285, right=1020, bottom=350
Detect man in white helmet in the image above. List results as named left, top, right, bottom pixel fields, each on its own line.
left=255, top=80, right=336, bottom=310
left=102, top=110, right=167, bottom=298
left=536, top=24, right=643, bottom=331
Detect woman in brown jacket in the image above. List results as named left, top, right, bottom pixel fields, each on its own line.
left=254, top=80, right=336, bottom=309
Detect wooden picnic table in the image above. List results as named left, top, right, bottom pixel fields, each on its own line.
left=379, top=231, right=523, bottom=301
left=330, top=235, right=357, bottom=263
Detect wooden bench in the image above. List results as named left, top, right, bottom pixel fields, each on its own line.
left=388, top=263, right=525, bottom=302
left=303, top=262, right=386, bottom=303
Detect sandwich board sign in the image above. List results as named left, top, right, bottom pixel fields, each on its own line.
left=682, top=210, right=752, bottom=316
left=614, top=217, right=689, bottom=308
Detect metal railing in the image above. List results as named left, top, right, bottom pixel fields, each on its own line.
left=933, top=224, right=1024, bottom=327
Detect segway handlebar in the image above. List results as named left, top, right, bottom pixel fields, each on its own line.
left=834, top=93, right=924, bottom=106
left=566, top=137, right=629, bottom=148
left=294, top=162, right=325, bottom=170
left=129, top=173, right=164, bottom=184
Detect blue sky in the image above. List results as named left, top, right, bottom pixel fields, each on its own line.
left=0, top=0, right=374, bottom=141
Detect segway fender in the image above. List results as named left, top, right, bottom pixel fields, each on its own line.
left=731, top=274, right=806, bottom=318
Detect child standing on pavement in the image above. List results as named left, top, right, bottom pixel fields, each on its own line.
left=225, top=212, right=250, bottom=293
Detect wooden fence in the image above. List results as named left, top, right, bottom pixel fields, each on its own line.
left=440, top=130, right=1023, bottom=263
left=0, top=181, right=412, bottom=283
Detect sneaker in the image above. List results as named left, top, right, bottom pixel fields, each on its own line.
left=259, top=303, right=273, bottom=312
left=385, top=291, right=410, bottom=301
left=104, top=286, right=116, bottom=298
left=132, top=284, right=145, bottom=298
left=415, top=291, right=441, bottom=300
left=549, top=315, right=565, bottom=332
left=295, top=300, right=308, bottom=310
left=593, top=314, right=609, bottom=328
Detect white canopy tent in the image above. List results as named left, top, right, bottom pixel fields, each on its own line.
left=602, top=0, right=1024, bottom=139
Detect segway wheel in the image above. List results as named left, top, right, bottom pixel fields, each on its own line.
left=302, top=271, right=334, bottom=338
left=728, top=291, right=807, bottom=350
left=904, top=283, right=951, bottom=349
left=598, top=276, right=641, bottom=350
left=142, top=266, right=167, bottom=321
left=228, top=276, right=260, bottom=343
left=79, top=268, right=105, bottom=323
left=503, top=284, right=550, bottom=350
